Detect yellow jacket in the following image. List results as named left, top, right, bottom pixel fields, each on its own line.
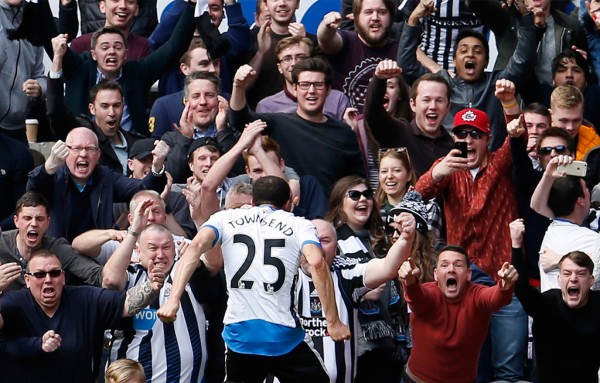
left=576, top=125, right=600, bottom=161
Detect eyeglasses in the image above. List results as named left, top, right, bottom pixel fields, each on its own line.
left=453, top=130, right=485, bottom=140
left=278, top=54, right=309, bottom=64
left=538, top=145, right=569, bottom=156
left=25, top=269, right=64, bottom=279
left=378, top=147, right=411, bottom=167
left=296, top=81, right=326, bottom=90
left=345, top=189, right=374, bottom=201
left=66, top=145, right=100, bottom=153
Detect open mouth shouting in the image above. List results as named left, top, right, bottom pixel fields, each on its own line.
left=106, top=118, right=118, bottom=131
left=565, top=285, right=582, bottom=305
left=466, top=146, right=476, bottom=161
left=26, top=229, right=40, bottom=244
left=446, top=276, right=458, bottom=293
left=383, top=96, right=390, bottom=111
left=464, top=61, right=477, bottom=76
left=425, top=112, right=439, bottom=125
left=42, top=285, right=56, bottom=298
left=104, top=56, right=120, bottom=69
left=76, top=160, right=90, bottom=172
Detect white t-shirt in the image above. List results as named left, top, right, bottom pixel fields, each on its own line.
left=539, top=219, right=600, bottom=292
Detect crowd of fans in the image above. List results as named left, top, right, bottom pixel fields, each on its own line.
left=2, top=0, right=600, bottom=381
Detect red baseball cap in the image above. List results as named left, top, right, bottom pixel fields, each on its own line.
left=453, top=108, right=491, bottom=134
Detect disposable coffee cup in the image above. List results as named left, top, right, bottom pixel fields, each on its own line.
left=25, top=119, right=39, bottom=142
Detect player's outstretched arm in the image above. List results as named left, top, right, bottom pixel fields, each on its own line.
left=157, top=226, right=217, bottom=322
left=303, top=243, right=351, bottom=341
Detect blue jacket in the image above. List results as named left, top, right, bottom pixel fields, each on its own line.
left=27, top=164, right=167, bottom=241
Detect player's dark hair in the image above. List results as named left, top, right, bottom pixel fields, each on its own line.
left=252, top=176, right=290, bottom=208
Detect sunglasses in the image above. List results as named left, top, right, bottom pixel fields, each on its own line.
left=538, top=145, right=569, bottom=156
left=453, top=130, right=485, bottom=140
left=25, top=269, right=64, bottom=279
left=378, top=147, right=411, bottom=166
left=385, top=224, right=399, bottom=235
left=346, top=189, right=374, bottom=201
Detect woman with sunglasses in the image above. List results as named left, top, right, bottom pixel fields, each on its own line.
left=325, top=175, right=404, bottom=383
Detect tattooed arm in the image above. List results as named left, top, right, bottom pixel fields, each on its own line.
left=122, top=263, right=165, bottom=316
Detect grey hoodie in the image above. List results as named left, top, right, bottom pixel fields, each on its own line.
left=0, top=0, right=46, bottom=131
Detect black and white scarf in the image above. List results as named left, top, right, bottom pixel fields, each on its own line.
left=336, top=224, right=402, bottom=343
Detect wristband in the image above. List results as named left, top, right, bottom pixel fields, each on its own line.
left=49, top=70, right=63, bottom=79
left=501, top=101, right=518, bottom=109
left=151, top=164, right=165, bottom=176
left=127, top=228, right=140, bottom=238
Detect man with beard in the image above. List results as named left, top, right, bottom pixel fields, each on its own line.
left=317, top=0, right=398, bottom=114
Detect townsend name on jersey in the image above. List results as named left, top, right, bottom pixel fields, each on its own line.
left=226, top=214, right=294, bottom=235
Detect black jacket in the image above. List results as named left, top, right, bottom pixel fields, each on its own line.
left=46, top=77, right=144, bottom=174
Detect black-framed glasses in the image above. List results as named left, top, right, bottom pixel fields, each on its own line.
left=66, top=145, right=100, bottom=153
left=25, top=269, right=64, bottom=279
left=278, top=54, right=309, bottom=64
left=296, top=81, right=326, bottom=90
left=538, top=145, right=569, bottom=156
left=453, top=130, right=485, bottom=140
left=346, top=189, right=374, bottom=201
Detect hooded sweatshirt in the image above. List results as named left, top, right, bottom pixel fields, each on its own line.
left=0, top=0, right=46, bottom=131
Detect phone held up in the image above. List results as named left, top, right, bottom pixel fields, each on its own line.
left=557, top=161, right=587, bottom=177
left=454, top=141, right=468, bottom=158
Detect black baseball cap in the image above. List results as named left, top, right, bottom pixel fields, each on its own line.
left=187, top=136, right=224, bottom=160
left=128, top=138, right=155, bottom=160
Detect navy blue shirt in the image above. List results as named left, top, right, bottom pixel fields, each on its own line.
left=0, top=286, right=125, bottom=383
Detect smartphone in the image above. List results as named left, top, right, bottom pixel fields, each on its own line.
left=454, top=141, right=468, bottom=158
left=557, top=161, right=587, bottom=177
